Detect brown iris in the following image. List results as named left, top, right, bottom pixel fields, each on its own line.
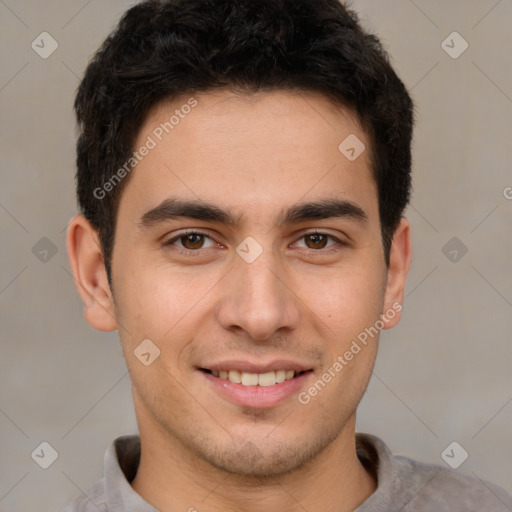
left=180, top=233, right=205, bottom=250
left=304, top=234, right=329, bottom=249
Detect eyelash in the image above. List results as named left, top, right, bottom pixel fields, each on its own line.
left=164, top=229, right=346, bottom=256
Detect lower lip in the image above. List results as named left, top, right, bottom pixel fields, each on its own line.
left=200, top=370, right=313, bottom=409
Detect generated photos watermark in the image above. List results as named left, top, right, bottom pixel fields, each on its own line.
left=298, top=302, right=402, bottom=405
left=93, top=97, right=198, bottom=200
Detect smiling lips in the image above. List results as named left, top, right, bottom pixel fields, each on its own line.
left=200, top=365, right=313, bottom=408
left=199, top=360, right=314, bottom=407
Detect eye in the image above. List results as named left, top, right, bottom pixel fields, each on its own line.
left=294, top=232, right=343, bottom=250
left=165, top=231, right=217, bottom=251
left=163, top=230, right=345, bottom=255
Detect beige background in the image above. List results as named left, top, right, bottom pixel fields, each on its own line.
left=0, top=1, right=511, bottom=510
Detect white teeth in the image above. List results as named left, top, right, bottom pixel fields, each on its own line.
left=258, top=372, right=276, bottom=387
left=275, top=370, right=286, bottom=383
left=213, top=369, right=298, bottom=386
left=228, top=370, right=241, bottom=383
left=241, top=372, right=259, bottom=386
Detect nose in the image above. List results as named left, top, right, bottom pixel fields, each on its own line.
left=215, top=248, right=301, bottom=341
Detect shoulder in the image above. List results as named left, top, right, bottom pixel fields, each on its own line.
left=393, top=453, right=512, bottom=511
left=356, top=433, right=512, bottom=512
left=57, top=478, right=108, bottom=512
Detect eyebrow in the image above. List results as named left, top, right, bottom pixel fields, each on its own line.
left=139, top=197, right=368, bottom=228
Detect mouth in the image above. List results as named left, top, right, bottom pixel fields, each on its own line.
left=198, top=363, right=314, bottom=408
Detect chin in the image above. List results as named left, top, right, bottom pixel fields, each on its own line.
left=194, top=428, right=341, bottom=478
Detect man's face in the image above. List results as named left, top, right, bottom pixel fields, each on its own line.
left=109, top=90, right=402, bottom=476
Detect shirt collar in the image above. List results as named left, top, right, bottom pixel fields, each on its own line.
left=354, top=432, right=399, bottom=511
left=104, top=436, right=157, bottom=511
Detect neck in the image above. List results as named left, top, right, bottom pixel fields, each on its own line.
left=131, top=415, right=376, bottom=512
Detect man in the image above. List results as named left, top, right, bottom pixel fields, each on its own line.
left=62, top=0, right=512, bottom=510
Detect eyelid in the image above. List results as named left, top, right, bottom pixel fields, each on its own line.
left=294, top=227, right=347, bottom=240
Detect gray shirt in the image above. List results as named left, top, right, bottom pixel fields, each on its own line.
left=59, top=433, right=512, bottom=511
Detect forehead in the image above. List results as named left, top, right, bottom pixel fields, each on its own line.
left=118, top=89, right=378, bottom=225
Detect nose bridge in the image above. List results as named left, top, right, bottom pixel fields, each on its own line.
left=242, top=252, right=283, bottom=306
left=216, top=242, right=300, bottom=340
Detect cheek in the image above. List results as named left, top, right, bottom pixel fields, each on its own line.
left=296, top=259, right=386, bottom=339
left=113, top=259, right=221, bottom=353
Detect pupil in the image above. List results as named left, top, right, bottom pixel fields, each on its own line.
left=308, top=234, right=327, bottom=249
left=184, top=234, right=203, bottom=249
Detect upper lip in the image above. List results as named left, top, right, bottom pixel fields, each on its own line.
left=200, top=360, right=313, bottom=374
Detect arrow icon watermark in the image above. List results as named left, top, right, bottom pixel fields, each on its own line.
left=441, top=31, right=468, bottom=59
left=236, top=236, right=263, bottom=263
left=441, top=441, right=468, bottom=469
left=31, top=237, right=58, bottom=263
left=31, top=441, right=59, bottom=469
left=31, top=32, right=59, bottom=59
left=134, top=339, right=161, bottom=366
left=442, top=237, right=468, bottom=263
left=338, top=134, right=365, bottom=161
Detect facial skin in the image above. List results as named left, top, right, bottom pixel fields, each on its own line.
left=67, top=89, right=411, bottom=512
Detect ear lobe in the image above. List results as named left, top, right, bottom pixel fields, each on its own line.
left=382, top=217, right=412, bottom=330
left=66, top=214, right=118, bottom=332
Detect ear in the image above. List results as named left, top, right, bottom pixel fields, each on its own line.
left=66, top=214, right=117, bottom=332
left=382, top=217, right=412, bottom=329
